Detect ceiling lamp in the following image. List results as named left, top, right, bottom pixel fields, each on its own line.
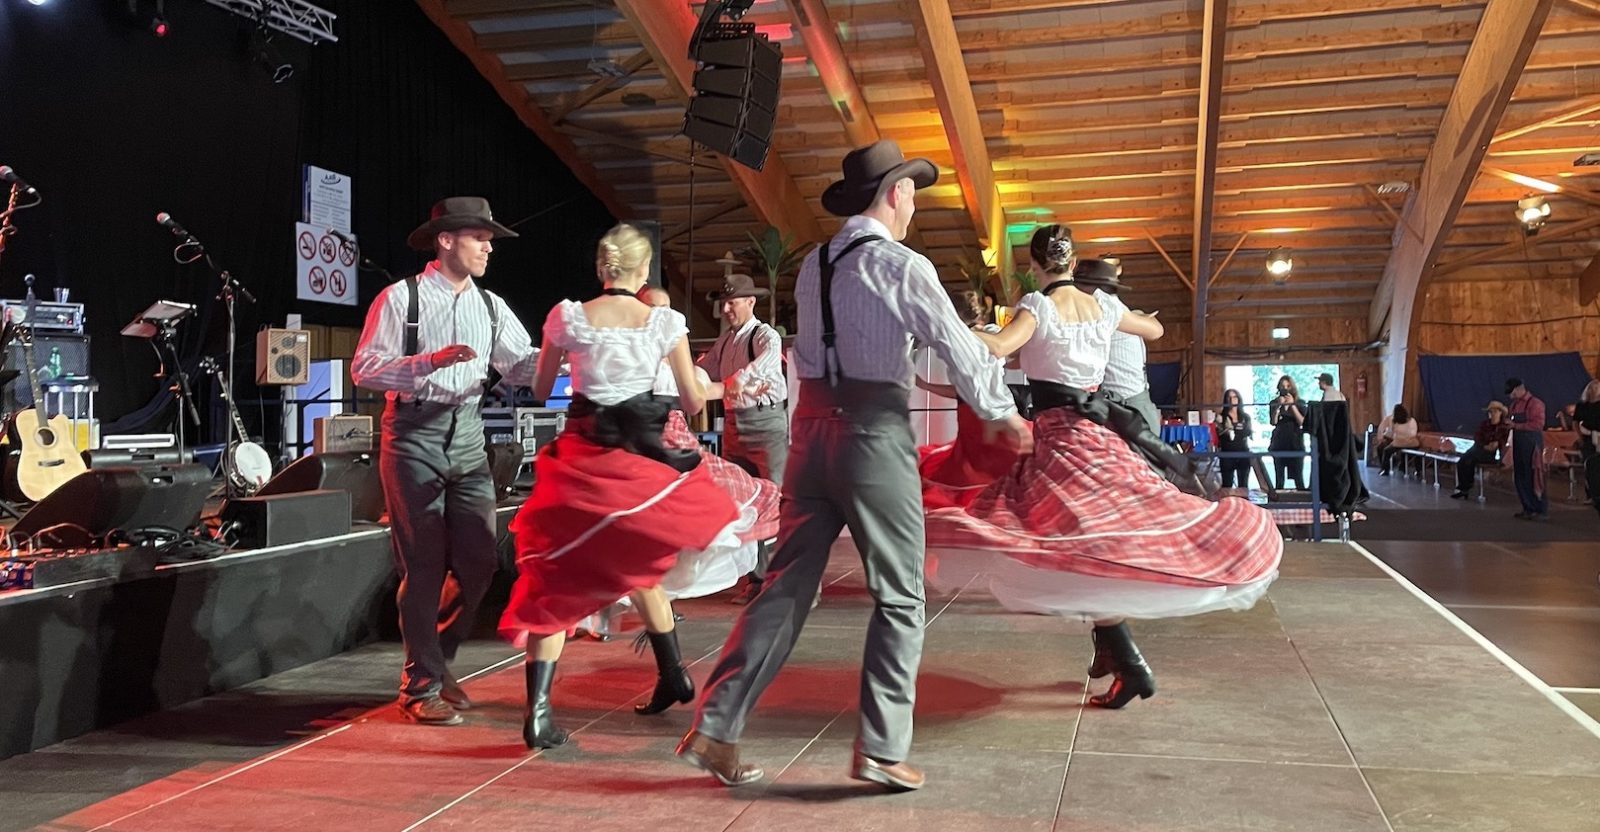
left=1517, top=195, right=1550, bottom=236
left=1265, top=247, right=1293, bottom=282
left=1271, top=327, right=1291, bottom=340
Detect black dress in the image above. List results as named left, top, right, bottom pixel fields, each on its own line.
left=1268, top=397, right=1307, bottom=489
left=1216, top=409, right=1253, bottom=488
left=1576, top=401, right=1600, bottom=513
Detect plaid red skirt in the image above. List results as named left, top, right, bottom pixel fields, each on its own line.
left=664, top=411, right=780, bottom=544
left=919, top=401, right=1026, bottom=510
left=925, top=407, right=1282, bottom=602
left=499, top=430, right=740, bottom=640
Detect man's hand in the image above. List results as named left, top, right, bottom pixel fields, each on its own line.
left=429, top=344, right=477, bottom=370
left=984, top=414, right=1034, bottom=456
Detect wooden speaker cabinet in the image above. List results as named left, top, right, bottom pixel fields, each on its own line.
left=255, top=328, right=311, bottom=385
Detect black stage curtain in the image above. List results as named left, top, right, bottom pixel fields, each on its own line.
left=0, top=0, right=615, bottom=434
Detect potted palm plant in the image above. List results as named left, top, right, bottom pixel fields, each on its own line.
left=740, top=226, right=811, bottom=328
left=1009, top=267, right=1039, bottom=300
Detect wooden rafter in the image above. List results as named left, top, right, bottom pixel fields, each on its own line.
left=1144, top=229, right=1194, bottom=292
left=612, top=0, right=824, bottom=244
left=549, top=49, right=654, bottom=124
left=1481, top=166, right=1600, bottom=209
left=911, top=0, right=1012, bottom=280
left=1190, top=0, right=1229, bottom=402
left=1432, top=215, right=1600, bottom=277
left=662, top=195, right=746, bottom=243
left=1367, top=0, right=1556, bottom=410
left=1491, top=95, right=1600, bottom=143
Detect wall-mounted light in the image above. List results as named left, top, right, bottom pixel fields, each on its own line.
left=1516, top=195, right=1550, bottom=236
left=1271, top=327, right=1291, bottom=340
left=1266, top=247, right=1293, bottom=282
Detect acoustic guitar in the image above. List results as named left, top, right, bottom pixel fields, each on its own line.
left=13, top=307, right=87, bottom=501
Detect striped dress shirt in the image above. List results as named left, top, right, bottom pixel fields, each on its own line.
left=698, top=317, right=788, bottom=410
left=1094, top=290, right=1149, bottom=398
left=352, top=265, right=539, bottom=406
left=792, top=216, right=1014, bottom=421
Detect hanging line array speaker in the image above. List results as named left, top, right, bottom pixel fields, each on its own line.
left=683, top=33, right=782, bottom=172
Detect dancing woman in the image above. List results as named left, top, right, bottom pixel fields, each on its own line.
left=924, top=224, right=1284, bottom=709
left=501, top=224, right=742, bottom=749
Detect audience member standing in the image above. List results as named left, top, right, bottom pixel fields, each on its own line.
left=1214, top=388, right=1253, bottom=489
left=1268, top=376, right=1307, bottom=490
left=1505, top=377, right=1548, bottom=520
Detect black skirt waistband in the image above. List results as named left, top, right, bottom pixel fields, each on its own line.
left=562, top=392, right=700, bottom=474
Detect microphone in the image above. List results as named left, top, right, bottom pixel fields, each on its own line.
left=328, top=227, right=358, bottom=252
left=0, top=166, right=36, bottom=195
left=156, top=212, right=202, bottom=248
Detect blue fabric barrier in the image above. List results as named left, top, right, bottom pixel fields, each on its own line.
left=1418, top=352, right=1591, bottom=432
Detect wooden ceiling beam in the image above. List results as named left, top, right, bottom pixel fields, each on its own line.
left=1190, top=0, right=1229, bottom=403
left=612, top=0, right=824, bottom=245
left=1481, top=166, right=1600, bottom=209
left=1433, top=215, right=1600, bottom=276
left=1491, top=95, right=1600, bottom=143
left=1368, top=0, right=1555, bottom=412
left=911, top=0, right=1012, bottom=281
left=549, top=48, right=654, bottom=124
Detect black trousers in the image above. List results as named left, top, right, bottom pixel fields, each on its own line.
left=1453, top=444, right=1496, bottom=492
left=1219, top=453, right=1251, bottom=487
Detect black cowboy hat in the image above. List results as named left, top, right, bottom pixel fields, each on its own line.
left=1072, top=258, right=1124, bottom=292
left=707, top=273, right=770, bottom=301
left=406, top=196, right=519, bottom=251
left=821, top=140, right=938, bottom=217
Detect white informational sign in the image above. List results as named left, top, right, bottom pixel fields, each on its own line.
left=295, top=221, right=356, bottom=306
left=302, top=165, right=353, bottom=232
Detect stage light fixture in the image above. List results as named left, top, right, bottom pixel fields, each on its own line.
left=1265, top=247, right=1293, bottom=281
left=1516, top=195, right=1550, bottom=236
left=1271, top=327, right=1291, bottom=340
left=151, top=16, right=170, bottom=36
left=26, top=0, right=50, bottom=7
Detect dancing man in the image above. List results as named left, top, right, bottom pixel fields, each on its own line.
left=699, top=273, right=789, bottom=605
left=679, top=140, right=1031, bottom=792
left=352, top=197, right=538, bottom=725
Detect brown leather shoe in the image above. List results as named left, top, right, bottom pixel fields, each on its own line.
left=398, top=696, right=463, bottom=726
left=676, top=730, right=764, bottom=786
left=850, top=754, right=925, bottom=792
left=440, top=676, right=474, bottom=711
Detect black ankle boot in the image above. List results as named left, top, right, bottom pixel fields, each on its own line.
left=1086, top=628, right=1112, bottom=679
left=1088, top=623, right=1155, bottom=709
left=635, top=629, right=696, bottom=715
left=523, top=661, right=569, bottom=749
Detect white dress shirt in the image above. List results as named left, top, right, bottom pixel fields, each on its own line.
left=352, top=264, right=539, bottom=406
left=1093, top=290, right=1149, bottom=398
left=698, top=316, right=788, bottom=410
left=791, top=216, right=1014, bottom=421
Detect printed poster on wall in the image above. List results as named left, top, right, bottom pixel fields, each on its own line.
left=295, top=221, right=356, bottom=306
left=302, top=165, right=353, bottom=233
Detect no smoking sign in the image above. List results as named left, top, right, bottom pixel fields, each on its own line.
left=295, top=221, right=356, bottom=306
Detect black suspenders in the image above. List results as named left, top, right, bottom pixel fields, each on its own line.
left=817, top=234, right=883, bottom=385
left=403, top=275, right=503, bottom=394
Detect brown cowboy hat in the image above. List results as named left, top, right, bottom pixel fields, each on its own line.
left=406, top=196, right=519, bottom=251
left=1072, top=258, right=1124, bottom=292
left=821, top=139, right=939, bottom=217
left=707, top=273, right=769, bottom=301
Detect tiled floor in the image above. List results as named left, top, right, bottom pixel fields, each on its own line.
left=6, top=540, right=1598, bottom=831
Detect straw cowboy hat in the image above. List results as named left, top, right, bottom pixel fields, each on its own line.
left=707, top=273, right=769, bottom=301
left=407, top=196, right=519, bottom=251
left=821, top=140, right=938, bottom=217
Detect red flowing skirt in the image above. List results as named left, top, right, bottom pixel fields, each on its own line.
left=499, top=431, right=740, bottom=641
left=919, top=400, right=1026, bottom=510
left=924, top=407, right=1282, bottom=618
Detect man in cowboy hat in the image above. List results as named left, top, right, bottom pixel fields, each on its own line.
left=1073, top=257, right=1164, bottom=431
left=698, top=272, right=790, bottom=605
left=1505, top=377, right=1549, bottom=519
left=680, top=140, right=1031, bottom=792
left=1451, top=399, right=1512, bottom=499
left=353, top=196, right=542, bottom=725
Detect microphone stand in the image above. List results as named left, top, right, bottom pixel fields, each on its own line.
left=207, top=255, right=255, bottom=496
left=153, top=320, right=201, bottom=458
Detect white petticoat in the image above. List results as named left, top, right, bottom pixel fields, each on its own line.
left=929, top=546, right=1277, bottom=622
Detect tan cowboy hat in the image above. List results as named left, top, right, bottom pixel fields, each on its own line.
left=1485, top=400, right=1509, bottom=414
left=821, top=139, right=939, bottom=217
left=406, top=196, right=519, bottom=251
left=707, top=273, right=769, bottom=301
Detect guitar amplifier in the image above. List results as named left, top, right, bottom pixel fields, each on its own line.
left=313, top=414, right=373, bottom=453
left=255, top=328, right=311, bottom=385
left=3, top=334, right=89, bottom=412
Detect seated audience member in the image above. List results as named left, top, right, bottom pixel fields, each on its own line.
left=1376, top=404, right=1420, bottom=476
left=1451, top=401, right=1511, bottom=499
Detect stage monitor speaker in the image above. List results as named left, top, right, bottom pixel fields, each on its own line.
left=3, top=334, right=90, bottom=412
left=84, top=447, right=192, bottom=468
left=486, top=441, right=523, bottom=499
left=11, top=463, right=213, bottom=541
left=218, top=490, right=352, bottom=549
left=257, top=449, right=385, bottom=523
left=684, top=33, right=782, bottom=171
left=256, top=328, right=311, bottom=385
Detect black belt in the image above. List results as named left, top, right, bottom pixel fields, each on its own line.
left=1028, top=379, right=1193, bottom=478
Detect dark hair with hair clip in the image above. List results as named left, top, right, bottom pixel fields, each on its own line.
left=1029, top=224, right=1076, bottom=275
left=948, top=289, right=989, bottom=327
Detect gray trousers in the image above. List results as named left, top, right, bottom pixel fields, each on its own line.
left=1121, top=388, right=1162, bottom=434
left=380, top=401, right=499, bottom=701
left=696, top=380, right=925, bottom=762
left=725, top=404, right=790, bottom=578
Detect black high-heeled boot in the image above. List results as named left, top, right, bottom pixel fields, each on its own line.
left=1088, top=622, right=1155, bottom=709
left=635, top=629, right=695, bottom=715
left=523, top=660, right=570, bottom=749
left=1086, top=628, right=1112, bottom=679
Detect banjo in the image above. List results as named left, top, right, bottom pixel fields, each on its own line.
left=198, top=356, right=273, bottom=493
